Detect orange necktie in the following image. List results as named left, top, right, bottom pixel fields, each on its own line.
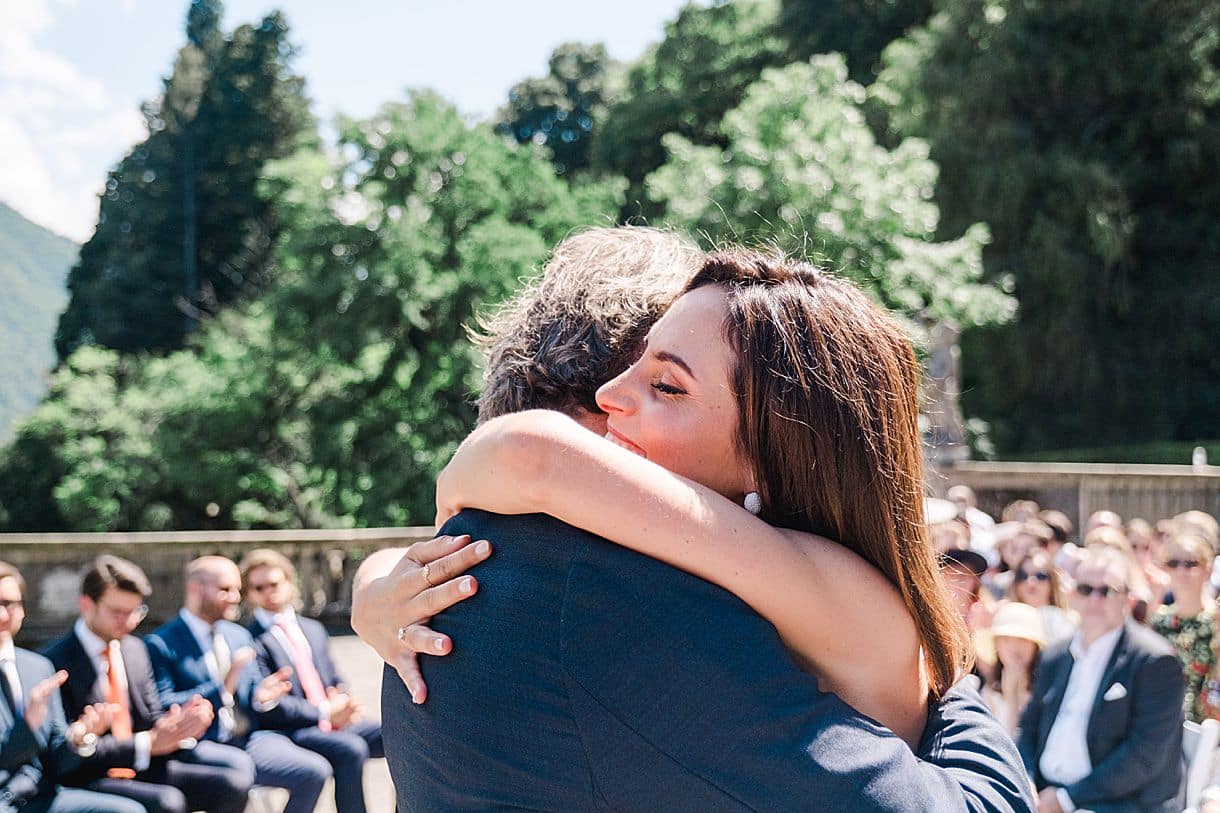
left=103, top=643, right=137, bottom=779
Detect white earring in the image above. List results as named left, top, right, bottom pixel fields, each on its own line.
left=744, top=492, right=762, bottom=515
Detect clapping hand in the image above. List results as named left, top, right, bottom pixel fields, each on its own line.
left=24, top=670, right=69, bottom=731
left=254, top=666, right=293, bottom=707
left=325, top=686, right=362, bottom=729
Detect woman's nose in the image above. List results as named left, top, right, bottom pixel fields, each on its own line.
left=595, top=371, right=634, bottom=415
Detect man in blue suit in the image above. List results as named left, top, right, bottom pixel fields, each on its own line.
left=145, top=556, right=332, bottom=813
left=241, top=548, right=383, bottom=813
left=0, top=561, right=143, bottom=813
left=353, top=227, right=1035, bottom=811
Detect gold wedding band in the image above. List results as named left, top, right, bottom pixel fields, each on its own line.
left=421, top=562, right=435, bottom=587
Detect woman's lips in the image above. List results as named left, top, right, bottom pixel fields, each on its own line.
left=604, top=427, right=646, bottom=458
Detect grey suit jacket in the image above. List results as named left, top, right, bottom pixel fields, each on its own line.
left=1017, top=620, right=1185, bottom=813
left=1, top=648, right=79, bottom=810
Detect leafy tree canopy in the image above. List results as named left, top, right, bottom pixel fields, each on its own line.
left=55, top=0, right=312, bottom=360
left=649, top=55, right=1014, bottom=333
left=496, top=42, right=621, bottom=177
left=593, top=0, right=789, bottom=217
left=873, top=0, right=1220, bottom=452
left=1, top=94, right=623, bottom=531
left=779, top=0, right=932, bottom=83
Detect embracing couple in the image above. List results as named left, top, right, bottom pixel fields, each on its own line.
left=353, top=227, right=1034, bottom=811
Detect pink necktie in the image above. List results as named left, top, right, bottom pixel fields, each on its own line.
left=275, top=620, right=331, bottom=730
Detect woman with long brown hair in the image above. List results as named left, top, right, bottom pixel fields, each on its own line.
left=435, top=248, right=969, bottom=746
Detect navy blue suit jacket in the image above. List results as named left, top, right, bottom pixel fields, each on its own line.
left=1017, top=621, right=1185, bottom=813
left=1, top=648, right=79, bottom=808
left=42, top=632, right=163, bottom=782
left=247, top=614, right=343, bottom=731
left=383, top=511, right=1034, bottom=812
left=145, top=615, right=275, bottom=741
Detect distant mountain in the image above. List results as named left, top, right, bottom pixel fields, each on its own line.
left=0, top=202, right=77, bottom=440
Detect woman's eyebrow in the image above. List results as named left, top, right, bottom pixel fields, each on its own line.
left=653, top=350, right=695, bottom=379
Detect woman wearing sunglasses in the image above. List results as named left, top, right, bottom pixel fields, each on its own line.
left=1151, top=529, right=1220, bottom=722
left=1008, top=549, right=1077, bottom=645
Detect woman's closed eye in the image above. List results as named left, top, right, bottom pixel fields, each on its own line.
left=651, top=380, right=685, bottom=396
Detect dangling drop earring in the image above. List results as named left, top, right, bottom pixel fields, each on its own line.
left=744, top=492, right=762, bottom=515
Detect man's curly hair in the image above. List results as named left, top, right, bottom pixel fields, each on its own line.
left=472, top=226, right=702, bottom=421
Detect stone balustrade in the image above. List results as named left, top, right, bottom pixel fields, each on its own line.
left=4, top=461, right=1218, bottom=647
left=2, top=526, right=434, bottom=647
left=934, top=461, right=1220, bottom=529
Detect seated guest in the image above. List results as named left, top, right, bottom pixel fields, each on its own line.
left=947, top=484, right=997, bottom=559
left=145, top=556, right=332, bottom=813
left=241, top=549, right=383, bottom=813
left=939, top=548, right=995, bottom=682
left=0, top=561, right=143, bottom=813
left=1017, top=546, right=1185, bottom=813
left=1152, top=530, right=1220, bottom=722
left=1128, top=518, right=1170, bottom=604
left=43, top=555, right=255, bottom=813
left=1083, top=525, right=1156, bottom=621
left=981, top=602, right=1043, bottom=736
left=1007, top=549, right=1077, bottom=645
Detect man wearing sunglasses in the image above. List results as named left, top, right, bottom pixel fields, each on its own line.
left=42, top=555, right=256, bottom=813
left=1017, top=546, right=1186, bottom=813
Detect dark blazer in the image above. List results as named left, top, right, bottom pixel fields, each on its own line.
left=247, top=614, right=342, bottom=731
left=0, top=648, right=79, bottom=808
left=41, top=631, right=162, bottom=781
left=383, top=510, right=1034, bottom=812
left=144, top=614, right=271, bottom=741
left=1016, top=620, right=1185, bottom=813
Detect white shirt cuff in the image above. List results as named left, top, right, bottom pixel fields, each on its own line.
left=1056, top=787, right=1076, bottom=813
left=134, top=731, right=151, bottom=771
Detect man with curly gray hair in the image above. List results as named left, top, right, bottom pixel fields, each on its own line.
left=472, top=225, right=701, bottom=421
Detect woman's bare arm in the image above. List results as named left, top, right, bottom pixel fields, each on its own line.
left=436, top=410, right=928, bottom=744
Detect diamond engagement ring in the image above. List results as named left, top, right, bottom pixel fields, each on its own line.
left=397, top=626, right=410, bottom=642
left=421, top=562, right=435, bottom=587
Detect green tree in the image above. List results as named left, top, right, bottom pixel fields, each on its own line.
left=55, top=0, right=312, bottom=359
left=594, top=0, right=788, bottom=217
left=874, top=0, right=1220, bottom=453
left=1, top=94, right=623, bottom=531
left=496, top=43, right=620, bottom=176
left=648, top=55, right=1013, bottom=332
left=778, top=0, right=932, bottom=83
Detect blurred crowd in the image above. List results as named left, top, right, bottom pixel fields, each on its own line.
left=0, top=553, right=382, bottom=813
left=934, top=487, right=1218, bottom=812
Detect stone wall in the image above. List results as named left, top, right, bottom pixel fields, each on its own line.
left=5, top=461, right=1218, bottom=646
left=933, top=461, right=1220, bottom=530
left=3, top=527, right=434, bottom=647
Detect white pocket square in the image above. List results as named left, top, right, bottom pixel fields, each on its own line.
left=1103, top=682, right=1128, bottom=701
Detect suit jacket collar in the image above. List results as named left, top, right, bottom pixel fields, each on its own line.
left=1088, top=621, right=1133, bottom=721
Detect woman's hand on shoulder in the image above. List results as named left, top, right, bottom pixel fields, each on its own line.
left=350, top=534, right=492, bottom=703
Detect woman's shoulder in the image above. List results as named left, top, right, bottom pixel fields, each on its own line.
left=778, top=529, right=914, bottom=627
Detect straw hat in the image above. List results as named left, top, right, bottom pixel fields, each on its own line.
left=989, top=602, right=1045, bottom=648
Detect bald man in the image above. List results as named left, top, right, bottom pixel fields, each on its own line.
left=145, top=557, right=331, bottom=813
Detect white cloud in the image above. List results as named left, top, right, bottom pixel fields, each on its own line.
left=0, top=0, right=146, bottom=241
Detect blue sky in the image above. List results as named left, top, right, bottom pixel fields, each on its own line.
left=0, top=0, right=691, bottom=242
